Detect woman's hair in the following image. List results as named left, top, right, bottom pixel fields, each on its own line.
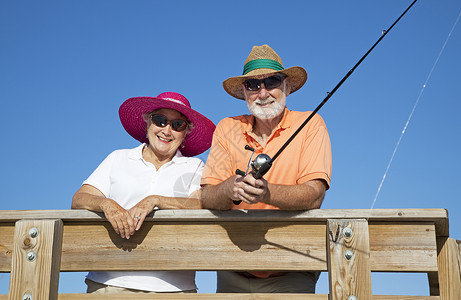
left=142, top=109, right=194, bottom=135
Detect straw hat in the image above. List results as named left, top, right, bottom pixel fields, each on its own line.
left=119, top=92, right=215, bottom=157
left=223, top=44, right=308, bottom=100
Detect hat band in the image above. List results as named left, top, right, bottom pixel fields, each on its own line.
left=242, top=59, right=284, bottom=75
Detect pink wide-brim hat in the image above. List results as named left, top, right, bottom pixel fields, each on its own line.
left=119, top=92, right=215, bottom=157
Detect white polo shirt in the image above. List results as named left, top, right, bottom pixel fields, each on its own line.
left=83, top=144, right=203, bottom=292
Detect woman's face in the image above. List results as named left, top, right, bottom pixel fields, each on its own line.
left=146, top=108, right=188, bottom=159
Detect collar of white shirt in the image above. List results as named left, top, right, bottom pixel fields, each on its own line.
left=127, top=143, right=189, bottom=165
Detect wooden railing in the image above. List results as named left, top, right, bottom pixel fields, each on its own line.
left=0, top=209, right=460, bottom=299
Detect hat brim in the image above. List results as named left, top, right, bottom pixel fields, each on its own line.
left=119, top=97, right=215, bottom=157
left=223, top=66, right=307, bottom=100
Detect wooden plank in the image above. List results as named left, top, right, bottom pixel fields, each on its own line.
left=436, top=237, right=461, bottom=300
left=0, top=294, right=442, bottom=300
left=0, top=224, right=14, bottom=273
left=58, top=294, right=328, bottom=299
left=327, top=219, right=372, bottom=299
left=0, top=209, right=449, bottom=236
left=8, top=219, right=63, bottom=300
left=60, top=222, right=327, bottom=272
left=0, top=222, right=438, bottom=272
left=61, top=221, right=438, bottom=272
left=369, top=222, right=437, bottom=272
left=458, top=239, right=461, bottom=281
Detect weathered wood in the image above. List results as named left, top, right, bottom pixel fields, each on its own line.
left=2, top=294, right=329, bottom=300
left=51, top=222, right=439, bottom=272
left=0, top=209, right=449, bottom=236
left=60, top=222, right=327, bottom=272
left=0, top=209, right=453, bottom=298
left=327, top=219, right=372, bottom=299
left=8, top=219, right=63, bottom=300
left=458, top=239, right=461, bottom=281
left=0, top=294, right=444, bottom=299
left=369, top=222, right=437, bottom=272
left=0, top=224, right=14, bottom=273
left=0, top=222, right=438, bottom=272
left=55, top=294, right=443, bottom=299
left=59, top=294, right=327, bottom=299
left=436, top=237, right=461, bottom=299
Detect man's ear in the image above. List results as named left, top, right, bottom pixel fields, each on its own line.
left=284, top=78, right=291, bottom=96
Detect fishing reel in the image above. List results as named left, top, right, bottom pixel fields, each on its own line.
left=233, top=145, right=272, bottom=205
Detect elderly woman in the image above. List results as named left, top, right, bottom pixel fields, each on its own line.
left=71, top=92, right=215, bottom=294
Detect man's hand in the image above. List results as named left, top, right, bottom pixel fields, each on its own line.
left=233, top=173, right=269, bottom=204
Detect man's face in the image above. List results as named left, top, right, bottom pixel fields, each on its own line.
left=242, top=74, right=289, bottom=120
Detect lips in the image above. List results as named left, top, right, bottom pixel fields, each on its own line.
left=257, top=101, right=274, bottom=107
left=157, top=136, right=173, bottom=143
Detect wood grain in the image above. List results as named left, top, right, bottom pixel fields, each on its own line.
left=436, top=237, right=461, bottom=299
left=327, top=219, right=372, bottom=299
left=8, top=219, right=63, bottom=300
left=1, top=221, right=438, bottom=272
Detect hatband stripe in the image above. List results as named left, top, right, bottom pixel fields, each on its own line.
left=242, top=59, right=284, bottom=75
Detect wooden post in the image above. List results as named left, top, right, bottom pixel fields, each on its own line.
left=458, top=239, right=461, bottom=283
left=8, top=219, right=63, bottom=300
left=436, top=237, right=461, bottom=299
left=327, top=219, right=372, bottom=300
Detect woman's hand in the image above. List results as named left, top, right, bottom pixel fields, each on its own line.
left=72, top=184, right=136, bottom=239
left=128, top=196, right=157, bottom=231
left=100, top=198, right=136, bottom=239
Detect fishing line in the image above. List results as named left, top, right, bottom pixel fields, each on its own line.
left=369, top=10, right=461, bottom=212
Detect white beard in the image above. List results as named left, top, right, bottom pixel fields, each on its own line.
left=246, top=82, right=287, bottom=120
left=247, top=96, right=286, bottom=120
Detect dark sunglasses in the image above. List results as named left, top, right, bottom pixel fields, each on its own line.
left=243, top=75, right=286, bottom=92
left=151, top=114, right=188, bottom=132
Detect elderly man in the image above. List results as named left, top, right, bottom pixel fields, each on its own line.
left=201, top=45, right=332, bottom=293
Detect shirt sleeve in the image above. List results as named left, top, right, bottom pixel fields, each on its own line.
left=188, top=160, right=205, bottom=195
left=82, top=151, right=117, bottom=197
left=201, top=120, right=234, bottom=186
left=297, top=114, right=332, bottom=188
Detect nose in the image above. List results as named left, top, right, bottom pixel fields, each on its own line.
left=257, top=84, right=270, bottom=99
left=161, top=124, right=173, bottom=136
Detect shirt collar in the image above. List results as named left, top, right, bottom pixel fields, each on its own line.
left=243, top=107, right=291, bottom=136
left=128, top=143, right=188, bottom=164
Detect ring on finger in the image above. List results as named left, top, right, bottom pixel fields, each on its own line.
left=135, top=216, right=141, bottom=220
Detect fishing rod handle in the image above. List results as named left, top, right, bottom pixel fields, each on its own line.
left=233, top=162, right=271, bottom=205
left=233, top=169, right=246, bottom=205
left=236, top=169, right=246, bottom=176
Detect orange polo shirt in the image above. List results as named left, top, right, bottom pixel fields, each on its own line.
left=201, top=108, right=332, bottom=210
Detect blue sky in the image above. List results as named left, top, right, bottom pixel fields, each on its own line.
left=1, top=0, right=460, bottom=295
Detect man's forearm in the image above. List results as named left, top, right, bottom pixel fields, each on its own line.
left=201, top=180, right=234, bottom=210
left=261, top=179, right=326, bottom=210
left=154, top=194, right=203, bottom=209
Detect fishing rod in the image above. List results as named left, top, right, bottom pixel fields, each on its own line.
left=234, top=0, right=418, bottom=205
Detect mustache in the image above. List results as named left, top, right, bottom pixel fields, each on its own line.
left=253, top=97, right=277, bottom=105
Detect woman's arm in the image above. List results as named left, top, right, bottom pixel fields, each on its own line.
left=128, top=190, right=202, bottom=231
left=72, top=184, right=136, bottom=239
